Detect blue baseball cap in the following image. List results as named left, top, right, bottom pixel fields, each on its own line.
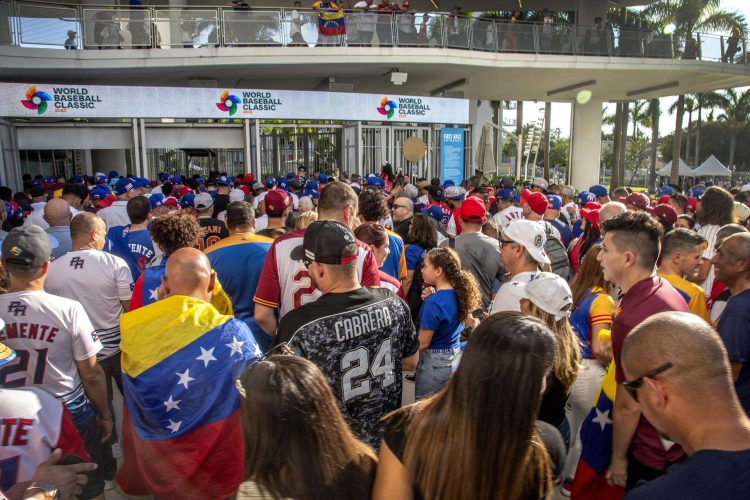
left=71, top=175, right=83, bottom=184
left=421, top=205, right=444, bottom=223
left=94, top=174, right=107, bottom=184
left=108, top=170, right=119, bottom=179
left=304, top=190, right=320, bottom=199
left=318, top=173, right=329, bottom=184
left=304, top=180, right=319, bottom=192
left=443, top=179, right=455, bottom=188
left=44, top=176, right=54, bottom=184
left=114, top=178, right=135, bottom=196
left=216, top=175, right=231, bottom=186
left=546, top=194, right=563, bottom=210
left=195, top=177, right=205, bottom=185
left=286, top=172, right=295, bottom=180
left=158, top=172, right=169, bottom=182
left=277, top=178, right=290, bottom=191
left=498, top=188, right=516, bottom=201
left=179, top=193, right=196, bottom=207
left=149, top=193, right=166, bottom=208
left=688, top=187, right=705, bottom=199
left=578, top=191, right=596, bottom=205
left=171, top=175, right=183, bottom=185
left=133, top=177, right=150, bottom=189
left=265, top=177, right=277, bottom=189
left=658, top=186, right=675, bottom=197
left=589, top=184, right=608, bottom=198
left=367, top=177, right=385, bottom=188
left=90, top=185, right=112, bottom=200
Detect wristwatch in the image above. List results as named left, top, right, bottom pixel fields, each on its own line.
left=24, top=482, right=59, bottom=500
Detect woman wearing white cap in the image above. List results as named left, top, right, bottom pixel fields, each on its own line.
left=511, top=272, right=580, bottom=446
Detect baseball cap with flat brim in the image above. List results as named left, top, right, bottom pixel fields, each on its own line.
left=290, top=220, right=358, bottom=265
left=2, top=225, right=52, bottom=271
left=503, top=219, right=550, bottom=265
left=509, top=272, right=573, bottom=321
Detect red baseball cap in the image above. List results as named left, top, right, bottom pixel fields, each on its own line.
left=459, top=196, right=487, bottom=224
left=264, top=189, right=291, bottom=216
left=653, top=204, right=678, bottom=226
left=687, top=196, right=698, bottom=212
left=177, top=186, right=194, bottom=197
left=243, top=173, right=254, bottom=186
left=624, top=192, right=650, bottom=210
left=527, top=192, right=549, bottom=216
left=657, top=194, right=671, bottom=205
left=164, top=197, right=178, bottom=208
left=580, top=207, right=600, bottom=231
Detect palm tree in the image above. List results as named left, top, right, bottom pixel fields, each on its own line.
left=693, top=92, right=710, bottom=165
left=643, top=0, right=747, bottom=182
left=648, top=98, right=661, bottom=191
left=628, top=100, right=651, bottom=140
left=705, top=88, right=750, bottom=168
left=669, top=96, right=695, bottom=165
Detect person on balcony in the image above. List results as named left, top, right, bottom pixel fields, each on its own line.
left=289, top=1, right=306, bottom=46
left=396, top=1, right=416, bottom=46
left=724, top=27, right=741, bottom=63
left=64, top=30, right=78, bottom=50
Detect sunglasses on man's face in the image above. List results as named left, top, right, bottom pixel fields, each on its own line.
left=623, top=362, right=673, bottom=403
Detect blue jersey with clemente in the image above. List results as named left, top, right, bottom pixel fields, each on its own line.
left=105, top=225, right=156, bottom=281
left=205, top=233, right=273, bottom=352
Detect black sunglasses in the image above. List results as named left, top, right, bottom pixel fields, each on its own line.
left=499, top=239, right=516, bottom=245
left=623, top=362, right=673, bottom=402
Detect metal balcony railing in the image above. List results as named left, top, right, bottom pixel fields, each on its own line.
left=0, top=0, right=748, bottom=65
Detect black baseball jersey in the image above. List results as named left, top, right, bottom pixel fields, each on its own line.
left=275, top=287, right=418, bottom=447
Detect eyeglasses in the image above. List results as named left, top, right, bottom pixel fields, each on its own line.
left=499, top=239, right=516, bottom=246
left=622, top=362, right=673, bottom=402
left=391, top=204, right=408, bottom=210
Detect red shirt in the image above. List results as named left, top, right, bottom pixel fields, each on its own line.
left=612, top=275, right=688, bottom=470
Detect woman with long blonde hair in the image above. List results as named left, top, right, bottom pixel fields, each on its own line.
left=511, top=272, right=581, bottom=446
left=374, top=312, right=562, bottom=500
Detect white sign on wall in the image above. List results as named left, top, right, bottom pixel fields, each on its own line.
left=0, top=83, right=470, bottom=124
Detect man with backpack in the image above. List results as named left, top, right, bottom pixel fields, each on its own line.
left=520, top=189, right=573, bottom=281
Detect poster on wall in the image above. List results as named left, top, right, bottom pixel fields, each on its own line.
left=0, top=83, right=470, bottom=124
left=440, top=128, right=465, bottom=186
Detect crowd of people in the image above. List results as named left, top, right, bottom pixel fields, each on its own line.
left=1, top=164, right=750, bottom=500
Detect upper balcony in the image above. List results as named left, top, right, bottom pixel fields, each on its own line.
left=1, top=0, right=749, bottom=102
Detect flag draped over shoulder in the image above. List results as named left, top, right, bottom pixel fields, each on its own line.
left=314, top=1, right=346, bottom=35
left=129, top=257, right=234, bottom=315
left=572, top=362, right=625, bottom=500
left=117, top=295, right=261, bottom=500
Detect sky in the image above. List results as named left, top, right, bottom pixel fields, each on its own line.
left=535, top=0, right=750, bottom=137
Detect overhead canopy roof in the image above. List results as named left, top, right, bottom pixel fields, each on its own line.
left=658, top=158, right=693, bottom=176
left=693, top=154, right=732, bottom=176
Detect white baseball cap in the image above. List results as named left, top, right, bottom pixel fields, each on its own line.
left=510, top=272, right=573, bottom=321
left=503, top=219, right=551, bottom=265
left=734, top=201, right=750, bottom=222
left=194, top=192, right=214, bottom=210
left=229, top=188, right=245, bottom=203
left=532, top=177, right=549, bottom=190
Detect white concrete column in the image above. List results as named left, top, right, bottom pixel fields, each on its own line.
left=569, top=98, right=602, bottom=190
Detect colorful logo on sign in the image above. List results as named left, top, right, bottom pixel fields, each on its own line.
left=377, top=97, right=397, bottom=119
left=216, top=91, right=241, bottom=116
left=21, top=86, right=52, bottom=115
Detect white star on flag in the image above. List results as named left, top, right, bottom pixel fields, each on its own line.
left=166, top=419, right=182, bottom=433
left=196, top=346, right=217, bottom=368
left=163, top=395, right=181, bottom=412
left=176, top=369, right=195, bottom=390
left=592, top=408, right=613, bottom=432
left=226, top=336, right=244, bottom=357
left=148, top=288, right=159, bottom=301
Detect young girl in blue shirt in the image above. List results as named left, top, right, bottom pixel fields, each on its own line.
left=415, top=247, right=481, bottom=399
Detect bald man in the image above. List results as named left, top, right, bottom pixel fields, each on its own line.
left=44, top=198, right=74, bottom=259
left=622, top=312, right=750, bottom=499
left=117, top=247, right=260, bottom=499
left=45, top=212, right=133, bottom=487
left=714, top=233, right=750, bottom=415
left=391, top=196, right=414, bottom=241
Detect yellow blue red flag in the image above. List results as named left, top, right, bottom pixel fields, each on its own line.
left=116, top=295, right=261, bottom=500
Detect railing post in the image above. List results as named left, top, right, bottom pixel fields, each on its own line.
left=571, top=25, right=577, bottom=55
left=533, top=23, right=539, bottom=53
left=441, top=13, right=446, bottom=48
left=696, top=32, right=701, bottom=60
left=720, top=34, right=725, bottom=62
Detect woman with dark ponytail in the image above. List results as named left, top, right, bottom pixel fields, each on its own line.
left=414, top=247, right=481, bottom=399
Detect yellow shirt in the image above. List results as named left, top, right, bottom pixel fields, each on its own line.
left=658, top=273, right=710, bottom=323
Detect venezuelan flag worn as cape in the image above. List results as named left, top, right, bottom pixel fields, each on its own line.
left=117, top=295, right=261, bottom=500
left=572, top=362, right=625, bottom=500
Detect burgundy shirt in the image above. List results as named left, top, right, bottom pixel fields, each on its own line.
left=612, top=275, right=688, bottom=471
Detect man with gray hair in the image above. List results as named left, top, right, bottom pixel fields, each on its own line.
left=622, top=312, right=750, bottom=498
left=561, top=184, right=577, bottom=225
left=714, top=232, right=750, bottom=415
left=599, top=201, right=628, bottom=224
left=298, top=195, right=315, bottom=214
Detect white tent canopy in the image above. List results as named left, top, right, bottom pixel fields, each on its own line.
left=659, top=158, right=694, bottom=177
left=693, top=155, right=732, bottom=177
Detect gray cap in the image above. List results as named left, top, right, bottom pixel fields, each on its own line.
left=1, top=225, right=52, bottom=271
left=194, top=192, right=214, bottom=210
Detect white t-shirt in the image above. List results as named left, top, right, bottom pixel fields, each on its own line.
left=492, top=205, right=524, bottom=234
left=489, top=270, right=540, bottom=315
left=255, top=214, right=269, bottom=231
left=97, top=200, right=131, bottom=229
left=698, top=223, right=720, bottom=297
left=23, top=206, right=79, bottom=230
left=45, top=250, right=133, bottom=360
left=0, top=290, right=101, bottom=407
